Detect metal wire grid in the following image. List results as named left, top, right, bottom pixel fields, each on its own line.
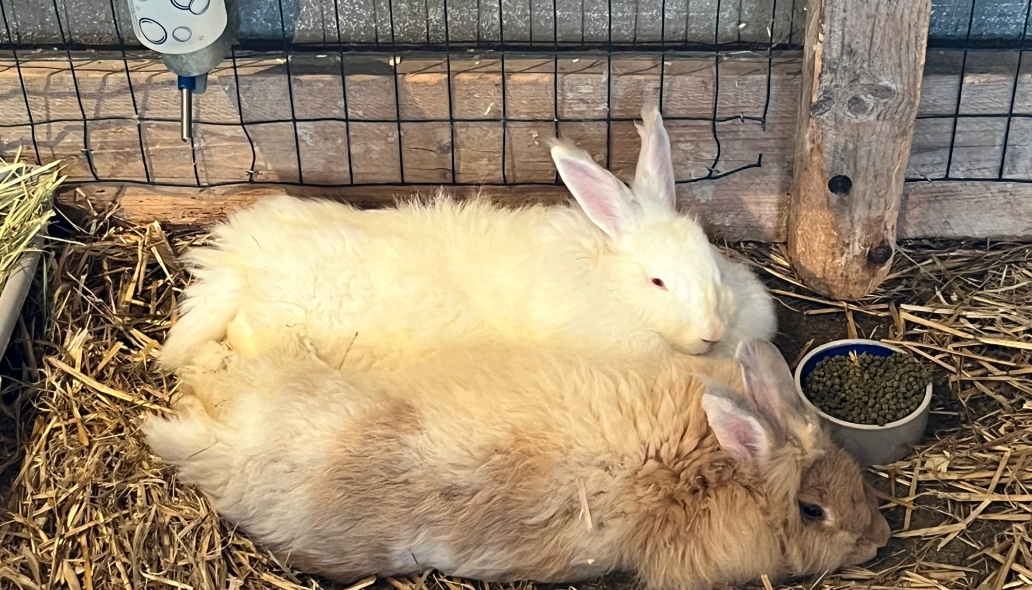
left=0, top=0, right=1030, bottom=189
left=0, top=0, right=787, bottom=189
left=907, top=0, right=1032, bottom=184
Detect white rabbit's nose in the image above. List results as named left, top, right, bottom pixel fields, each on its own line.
left=703, top=323, right=726, bottom=344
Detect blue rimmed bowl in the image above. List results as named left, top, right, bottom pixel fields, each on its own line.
left=794, top=339, right=932, bottom=467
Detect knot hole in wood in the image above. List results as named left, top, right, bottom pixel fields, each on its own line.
left=827, top=175, right=852, bottom=196
left=866, top=242, right=893, bottom=267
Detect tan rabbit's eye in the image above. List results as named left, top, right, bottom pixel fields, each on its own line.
left=651, top=278, right=667, bottom=290
left=800, top=502, right=824, bottom=520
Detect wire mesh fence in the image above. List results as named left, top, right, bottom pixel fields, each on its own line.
left=907, top=0, right=1031, bottom=184
left=0, top=0, right=1029, bottom=190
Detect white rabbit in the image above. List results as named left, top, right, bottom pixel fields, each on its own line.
left=142, top=338, right=889, bottom=590
left=160, top=106, right=776, bottom=372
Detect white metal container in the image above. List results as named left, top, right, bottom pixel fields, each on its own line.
left=0, top=237, right=41, bottom=356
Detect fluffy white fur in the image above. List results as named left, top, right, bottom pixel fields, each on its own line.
left=142, top=339, right=889, bottom=589
left=160, top=107, right=776, bottom=372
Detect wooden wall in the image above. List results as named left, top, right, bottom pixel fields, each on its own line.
left=1, top=48, right=1030, bottom=240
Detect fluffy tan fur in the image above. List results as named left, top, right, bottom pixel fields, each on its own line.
left=143, top=340, right=888, bottom=590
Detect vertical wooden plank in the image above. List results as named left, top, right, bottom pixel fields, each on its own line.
left=397, top=56, right=450, bottom=119
left=786, top=0, right=932, bottom=300
left=1014, top=51, right=1032, bottom=114
left=349, top=122, right=401, bottom=183
left=88, top=120, right=148, bottom=181
left=557, top=121, right=608, bottom=164
left=237, top=122, right=301, bottom=183
left=0, top=125, right=43, bottom=166
left=505, top=121, right=554, bottom=181
left=400, top=122, right=452, bottom=183
left=556, top=57, right=608, bottom=118
left=1003, top=119, right=1032, bottom=180
left=297, top=120, right=352, bottom=184
left=451, top=57, right=503, bottom=119
left=505, top=57, right=555, bottom=119
left=455, top=122, right=504, bottom=183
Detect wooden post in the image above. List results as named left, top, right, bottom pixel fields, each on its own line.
left=787, top=0, right=932, bottom=300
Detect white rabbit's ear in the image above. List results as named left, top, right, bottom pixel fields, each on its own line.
left=735, top=339, right=805, bottom=424
left=701, top=388, right=774, bottom=465
left=632, top=105, right=677, bottom=213
left=551, top=141, right=640, bottom=238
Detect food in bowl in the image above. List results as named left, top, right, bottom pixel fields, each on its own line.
left=803, top=351, right=931, bottom=426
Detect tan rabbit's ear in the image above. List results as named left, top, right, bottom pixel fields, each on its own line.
left=701, top=386, right=778, bottom=466
left=736, top=339, right=807, bottom=421
left=632, top=105, right=677, bottom=214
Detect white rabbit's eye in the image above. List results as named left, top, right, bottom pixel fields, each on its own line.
left=800, top=502, right=824, bottom=520
left=651, top=278, right=667, bottom=290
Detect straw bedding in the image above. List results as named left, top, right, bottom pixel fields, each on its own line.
left=2, top=207, right=1032, bottom=590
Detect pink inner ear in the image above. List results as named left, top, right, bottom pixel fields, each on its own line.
left=569, top=166, right=620, bottom=220
left=554, top=155, right=633, bottom=237
left=727, top=421, right=763, bottom=456
left=702, top=393, right=770, bottom=464
left=738, top=339, right=798, bottom=423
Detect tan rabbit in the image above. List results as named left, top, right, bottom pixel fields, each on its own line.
left=142, top=339, right=889, bottom=590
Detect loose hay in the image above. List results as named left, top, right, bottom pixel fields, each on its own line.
left=0, top=156, right=60, bottom=293
left=2, top=210, right=1032, bottom=589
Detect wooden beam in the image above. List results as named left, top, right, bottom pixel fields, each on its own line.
left=55, top=180, right=784, bottom=241
left=58, top=180, right=1032, bottom=242
left=786, top=0, right=932, bottom=300
left=899, top=182, right=1032, bottom=240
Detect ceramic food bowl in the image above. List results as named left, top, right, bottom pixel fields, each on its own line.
left=794, top=339, right=932, bottom=467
